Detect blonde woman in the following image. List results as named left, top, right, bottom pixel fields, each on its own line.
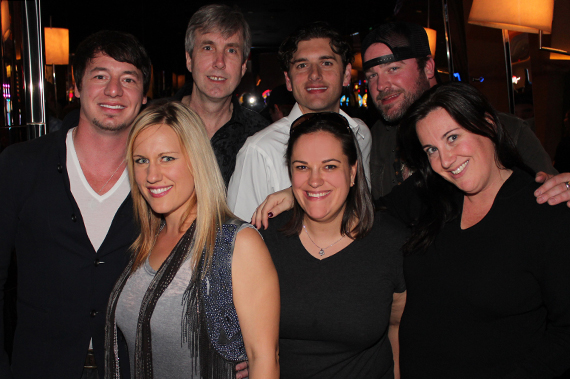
left=104, top=100, right=279, bottom=379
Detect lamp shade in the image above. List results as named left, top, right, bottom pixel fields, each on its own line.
left=1, top=1, right=10, bottom=42
left=44, top=27, right=69, bottom=65
left=550, top=0, right=570, bottom=60
left=424, top=27, right=437, bottom=57
left=468, top=0, right=554, bottom=34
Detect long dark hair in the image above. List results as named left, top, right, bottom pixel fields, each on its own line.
left=398, top=82, right=530, bottom=254
left=282, top=112, right=374, bottom=239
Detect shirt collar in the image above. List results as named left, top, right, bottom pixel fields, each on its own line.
left=287, top=103, right=365, bottom=140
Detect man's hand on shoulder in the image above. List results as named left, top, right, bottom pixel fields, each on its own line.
left=535, top=171, right=570, bottom=207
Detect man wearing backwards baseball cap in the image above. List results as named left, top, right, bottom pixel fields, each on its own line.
left=248, top=22, right=570, bottom=227
left=362, top=21, right=562, bottom=201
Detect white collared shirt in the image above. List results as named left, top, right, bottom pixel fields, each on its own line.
left=227, top=103, right=371, bottom=221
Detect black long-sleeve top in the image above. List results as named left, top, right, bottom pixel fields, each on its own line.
left=398, top=169, right=570, bottom=378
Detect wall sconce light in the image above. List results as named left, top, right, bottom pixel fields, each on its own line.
left=1, top=0, right=10, bottom=42
left=44, top=27, right=69, bottom=65
left=468, top=0, right=555, bottom=113
left=44, top=27, right=69, bottom=107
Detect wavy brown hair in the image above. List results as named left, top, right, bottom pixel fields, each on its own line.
left=278, top=21, right=354, bottom=72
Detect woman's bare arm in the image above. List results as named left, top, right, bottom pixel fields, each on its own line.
left=232, top=227, right=280, bottom=378
left=389, top=291, right=407, bottom=379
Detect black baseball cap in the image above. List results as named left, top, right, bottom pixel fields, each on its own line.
left=362, top=22, right=431, bottom=71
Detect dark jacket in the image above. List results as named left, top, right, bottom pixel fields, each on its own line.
left=0, top=117, right=135, bottom=378
left=173, top=84, right=270, bottom=186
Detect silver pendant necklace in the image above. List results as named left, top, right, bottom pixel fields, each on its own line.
left=302, top=224, right=345, bottom=256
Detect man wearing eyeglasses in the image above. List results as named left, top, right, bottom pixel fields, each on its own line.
left=228, top=22, right=371, bottom=221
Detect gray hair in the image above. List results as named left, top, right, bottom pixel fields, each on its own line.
left=185, top=4, right=251, bottom=63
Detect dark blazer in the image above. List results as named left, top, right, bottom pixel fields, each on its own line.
left=0, top=117, right=135, bottom=378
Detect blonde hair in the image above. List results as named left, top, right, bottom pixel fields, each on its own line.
left=126, top=100, right=233, bottom=273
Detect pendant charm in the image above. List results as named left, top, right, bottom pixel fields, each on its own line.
left=302, top=224, right=344, bottom=258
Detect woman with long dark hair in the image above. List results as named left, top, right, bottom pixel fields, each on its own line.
left=397, top=82, right=570, bottom=378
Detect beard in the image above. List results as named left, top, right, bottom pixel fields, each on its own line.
left=375, top=74, right=431, bottom=123
left=92, top=117, right=129, bottom=132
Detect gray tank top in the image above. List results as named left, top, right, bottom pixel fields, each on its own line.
left=116, top=256, right=199, bottom=378
left=115, top=222, right=253, bottom=378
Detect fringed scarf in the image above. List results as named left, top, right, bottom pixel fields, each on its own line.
left=105, top=220, right=242, bottom=379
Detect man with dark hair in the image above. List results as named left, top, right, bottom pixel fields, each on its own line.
left=174, top=4, right=268, bottom=186
left=0, top=30, right=150, bottom=379
left=73, top=31, right=152, bottom=97
left=228, top=22, right=371, bottom=220
left=362, top=21, right=558, bottom=199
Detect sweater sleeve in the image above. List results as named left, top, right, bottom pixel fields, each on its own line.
left=500, top=113, right=557, bottom=175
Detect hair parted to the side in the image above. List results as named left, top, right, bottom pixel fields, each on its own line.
left=73, top=30, right=152, bottom=93
left=282, top=115, right=374, bottom=239
left=126, top=100, right=233, bottom=273
left=278, top=21, right=354, bottom=72
left=185, top=4, right=251, bottom=63
left=398, top=82, right=531, bottom=254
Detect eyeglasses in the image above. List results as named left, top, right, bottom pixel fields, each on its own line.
left=290, top=112, right=352, bottom=136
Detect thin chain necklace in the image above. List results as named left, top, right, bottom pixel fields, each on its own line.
left=73, top=128, right=125, bottom=194
left=302, top=224, right=345, bottom=256
left=94, top=160, right=125, bottom=194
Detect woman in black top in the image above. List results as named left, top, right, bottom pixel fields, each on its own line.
left=397, top=83, right=570, bottom=378
left=260, top=112, right=407, bottom=378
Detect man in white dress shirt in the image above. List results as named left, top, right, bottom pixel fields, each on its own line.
left=228, top=22, right=371, bottom=220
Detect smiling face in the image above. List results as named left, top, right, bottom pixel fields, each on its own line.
left=364, top=43, right=432, bottom=123
left=284, top=38, right=351, bottom=114
left=186, top=29, right=247, bottom=103
left=290, top=131, right=356, bottom=224
left=416, top=108, right=506, bottom=197
left=133, top=124, right=197, bottom=224
left=75, top=53, right=147, bottom=132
